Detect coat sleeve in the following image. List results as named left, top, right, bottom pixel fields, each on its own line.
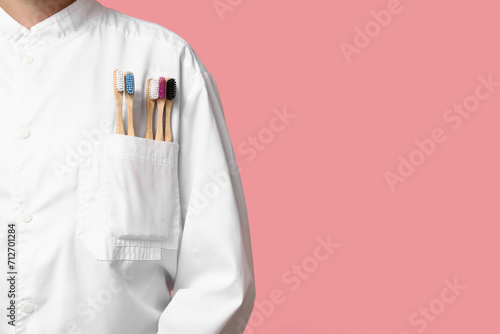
left=157, top=70, right=256, bottom=334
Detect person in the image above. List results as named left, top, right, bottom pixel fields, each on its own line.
left=0, top=0, right=256, bottom=333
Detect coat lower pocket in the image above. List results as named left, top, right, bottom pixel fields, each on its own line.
left=77, top=133, right=181, bottom=261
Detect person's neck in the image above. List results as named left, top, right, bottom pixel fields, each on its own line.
left=0, top=0, right=77, bottom=30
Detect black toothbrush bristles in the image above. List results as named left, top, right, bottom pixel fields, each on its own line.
left=167, top=78, right=177, bottom=100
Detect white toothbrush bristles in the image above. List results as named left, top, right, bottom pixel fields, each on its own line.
left=115, top=70, right=124, bottom=92
left=149, top=79, right=159, bottom=100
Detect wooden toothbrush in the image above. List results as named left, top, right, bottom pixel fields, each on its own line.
left=125, top=71, right=135, bottom=136
left=155, top=77, right=167, bottom=141
left=164, top=78, right=177, bottom=142
left=145, top=78, right=158, bottom=139
left=113, top=69, right=125, bottom=135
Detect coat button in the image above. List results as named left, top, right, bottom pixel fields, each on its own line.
left=22, top=55, right=34, bottom=64
left=22, top=303, right=34, bottom=314
left=22, top=212, right=33, bottom=223
left=18, top=127, right=30, bottom=139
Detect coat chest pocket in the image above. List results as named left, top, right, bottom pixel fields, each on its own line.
left=77, top=133, right=181, bottom=261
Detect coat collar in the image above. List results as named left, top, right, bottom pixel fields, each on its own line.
left=0, top=0, right=104, bottom=50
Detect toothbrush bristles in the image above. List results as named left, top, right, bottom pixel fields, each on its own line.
left=115, top=70, right=124, bottom=92
left=125, top=72, right=135, bottom=94
left=149, top=79, right=159, bottom=100
left=167, top=78, right=177, bottom=100
left=159, top=77, right=167, bottom=99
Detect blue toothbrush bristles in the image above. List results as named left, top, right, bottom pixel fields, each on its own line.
left=125, top=72, right=135, bottom=94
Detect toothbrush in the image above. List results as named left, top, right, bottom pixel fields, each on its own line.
left=113, top=69, right=125, bottom=135
left=145, top=78, right=159, bottom=140
left=155, top=77, right=167, bottom=141
left=164, top=78, right=177, bottom=142
left=125, top=72, right=135, bottom=136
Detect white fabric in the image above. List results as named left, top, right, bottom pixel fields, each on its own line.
left=0, top=0, right=256, bottom=333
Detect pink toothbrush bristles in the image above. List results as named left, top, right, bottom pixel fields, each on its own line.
left=159, top=77, right=167, bottom=99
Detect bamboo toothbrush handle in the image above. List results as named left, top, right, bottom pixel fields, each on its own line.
left=114, top=90, right=125, bottom=135
left=145, top=98, right=155, bottom=139
left=155, top=99, right=165, bottom=141
left=126, top=93, right=135, bottom=136
left=145, top=79, right=155, bottom=140
left=164, top=99, right=173, bottom=142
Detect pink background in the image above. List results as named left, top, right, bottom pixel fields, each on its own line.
left=102, top=0, right=500, bottom=333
